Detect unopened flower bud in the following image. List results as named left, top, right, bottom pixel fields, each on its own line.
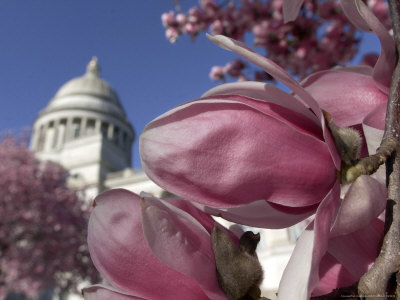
left=211, top=225, right=263, bottom=300
left=323, top=110, right=362, bottom=166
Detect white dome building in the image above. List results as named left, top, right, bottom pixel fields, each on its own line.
left=30, top=57, right=163, bottom=198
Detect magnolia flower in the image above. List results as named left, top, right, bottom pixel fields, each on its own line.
left=139, top=32, right=389, bottom=298
left=140, top=34, right=342, bottom=229
left=82, top=189, right=230, bottom=300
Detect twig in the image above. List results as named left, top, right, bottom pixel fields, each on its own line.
left=345, top=137, right=397, bottom=183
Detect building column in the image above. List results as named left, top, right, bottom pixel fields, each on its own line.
left=30, top=124, right=40, bottom=150
left=52, top=119, right=60, bottom=149
left=65, top=117, right=73, bottom=141
left=81, top=117, right=88, bottom=137
left=118, top=129, right=123, bottom=147
left=107, top=124, right=114, bottom=140
left=43, top=122, right=54, bottom=152
left=56, top=119, right=67, bottom=149
left=95, top=119, right=101, bottom=134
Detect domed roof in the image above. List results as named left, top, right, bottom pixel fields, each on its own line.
left=54, top=57, right=120, bottom=103
left=43, top=58, right=127, bottom=119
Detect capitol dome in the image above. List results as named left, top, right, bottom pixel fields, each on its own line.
left=31, top=58, right=135, bottom=194
left=42, top=57, right=127, bottom=120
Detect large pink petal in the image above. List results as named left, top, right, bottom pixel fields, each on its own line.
left=313, top=218, right=384, bottom=296
left=88, top=189, right=209, bottom=300
left=340, top=0, right=395, bottom=93
left=202, top=81, right=319, bottom=124
left=141, top=195, right=227, bottom=300
left=199, top=94, right=323, bottom=139
left=278, top=180, right=340, bottom=300
left=140, top=98, right=336, bottom=209
left=283, top=0, right=304, bottom=23
left=330, top=175, right=387, bottom=237
left=82, top=284, right=145, bottom=300
left=301, top=69, right=387, bottom=127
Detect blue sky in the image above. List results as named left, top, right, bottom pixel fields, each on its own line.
left=0, top=1, right=380, bottom=168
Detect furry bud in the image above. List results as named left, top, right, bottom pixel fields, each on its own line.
left=323, top=110, right=362, bottom=166
left=211, top=225, right=263, bottom=300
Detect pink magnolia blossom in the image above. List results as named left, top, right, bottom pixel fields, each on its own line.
left=140, top=34, right=341, bottom=229
left=139, top=34, right=388, bottom=299
left=82, top=189, right=231, bottom=300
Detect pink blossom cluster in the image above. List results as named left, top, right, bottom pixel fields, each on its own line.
left=0, top=138, right=99, bottom=298
left=162, top=0, right=390, bottom=81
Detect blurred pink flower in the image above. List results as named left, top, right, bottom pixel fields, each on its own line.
left=209, top=66, right=225, bottom=81
left=82, top=189, right=230, bottom=300
left=161, top=11, right=175, bottom=27
left=165, top=27, right=179, bottom=43
left=162, top=0, right=390, bottom=81
left=176, top=13, right=187, bottom=26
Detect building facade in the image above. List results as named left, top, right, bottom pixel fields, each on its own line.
left=30, top=58, right=297, bottom=299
